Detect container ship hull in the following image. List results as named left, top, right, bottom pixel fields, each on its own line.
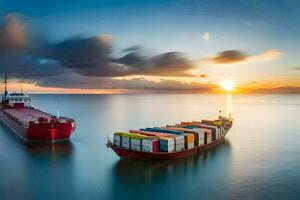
left=107, top=125, right=231, bottom=161
left=0, top=108, right=76, bottom=142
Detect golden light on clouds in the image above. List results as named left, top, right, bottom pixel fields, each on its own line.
left=0, top=82, right=125, bottom=94
left=202, top=49, right=283, bottom=65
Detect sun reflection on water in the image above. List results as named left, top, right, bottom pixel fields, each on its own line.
left=226, top=94, right=233, bottom=117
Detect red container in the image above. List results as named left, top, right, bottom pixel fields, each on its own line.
left=152, top=139, right=159, bottom=152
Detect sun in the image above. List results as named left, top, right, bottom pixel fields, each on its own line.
left=221, top=80, right=235, bottom=92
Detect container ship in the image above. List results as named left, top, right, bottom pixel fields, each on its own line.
left=107, top=115, right=233, bottom=160
left=0, top=75, right=76, bottom=142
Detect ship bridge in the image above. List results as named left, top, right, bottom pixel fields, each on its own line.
left=2, top=92, right=31, bottom=108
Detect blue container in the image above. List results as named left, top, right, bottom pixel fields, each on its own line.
left=186, top=125, right=199, bottom=129
left=141, top=127, right=185, bottom=135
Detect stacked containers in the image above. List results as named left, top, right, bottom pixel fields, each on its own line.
left=199, top=124, right=220, bottom=141
left=135, top=129, right=185, bottom=151
left=122, top=134, right=130, bottom=149
left=116, top=132, right=143, bottom=149
left=143, top=128, right=194, bottom=149
left=182, top=122, right=218, bottom=142
left=159, top=137, right=175, bottom=152
left=184, top=128, right=206, bottom=146
left=113, top=133, right=121, bottom=147
left=178, top=123, right=213, bottom=145
left=131, top=138, right=142, bottom=151
left=188, top=127, right=211, bottom=145
left=113, top=132, right=159, bottom=152
left=129, top=134, right=149, bottom=151
left=162, top=127, right=200, bottom=147
left=142, top=138, right=159, bottom=152
left=200, top=120, right=224, bottom=138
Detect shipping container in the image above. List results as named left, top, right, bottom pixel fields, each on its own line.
left=113, top=134, right=121, bottom=147
left=142, top=127, right=194, bottom=150
left=187, top=142, right=194, bottom=149
left=161, top=127, right=200, bottom=146
left=114, top=132, right=151, bottom=149
left=142, top=138, right=159, bottom=153
left=159, top=137, right=175, bottom=152
left=131, top=138, right=142, bottom=151
left=185, top=128, right=206, bottom=146
left=185, top=127, right=212, bottom=144
left=182, top=123, right=219, bottom=142
left=122, top=136, right=130, bottom=149
left=131, top=129, right=184, bottom=151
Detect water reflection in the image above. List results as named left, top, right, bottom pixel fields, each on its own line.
left=24, top=142, right=73, bottom=159
left=226, top=94, right=233, bottom=116
left=21, top=142, right=76, bottom=199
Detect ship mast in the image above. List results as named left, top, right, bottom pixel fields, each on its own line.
left=3, top=74, right=8, bottom=97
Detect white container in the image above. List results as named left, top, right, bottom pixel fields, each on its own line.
left=130, top=138, right=141, bottom=151
left=121, top=136, right=130, bottom=149
left=142, top=145, right=151, bottom=152
left=198, top=131, right=205, bottom=146
left=207, top=134, right=212, bottom=144
left=187, top=142, right=194, bottom=149
left=142, top=140, right=152, bottom=152
left=186, top=128, right=205, bottom=146
left=175, top=143, right=185, bottom=151
left=113, top=134, right=121, bottom=147
left=221, top=127, right=225, bottom=136
left=131, top=144, right=141, bottom=151
left=171, top=135, right=184, bottom=151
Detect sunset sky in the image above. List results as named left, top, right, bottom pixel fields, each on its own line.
left=0, top=0, right=300, bottom=93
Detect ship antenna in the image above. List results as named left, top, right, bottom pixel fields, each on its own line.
left=3, top=74, right=8, bottom=97
left=57, top=99, right=60, bottom=119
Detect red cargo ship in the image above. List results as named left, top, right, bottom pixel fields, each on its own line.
left=107, top=116, right=233, bottom=161
left=0, top=75, right=76, bottom=142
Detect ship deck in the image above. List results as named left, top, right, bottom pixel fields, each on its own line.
left=2, top=108, right=71, bottom=124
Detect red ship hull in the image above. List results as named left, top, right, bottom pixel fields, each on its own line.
left=107, top=129, right=230, bottom=161
left=0, top=108, right=76, bottom=143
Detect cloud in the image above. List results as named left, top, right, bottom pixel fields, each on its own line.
left=122, top=45, right=142, bottom=53
left=199, top=74, right=208, bottom=78
left=209, top=50, right=247, bottom=64
left=203, top=49, right=283, bottom=65
left=0, top=14, right=27, bottom=52
left=0, top=52, right=65, bottom=79
left=118, top=51, right=194, bottom=76
left=248, top=49, right=283, bottom=62
left=243, top=86, right=300, bottom=94
left=36, top=73, right=215, bottom=92
left=35, top=38, right=195, bottom=77
left=0, top=14, right=214, bottom=93
left=201, top=32, right=210, bottom=41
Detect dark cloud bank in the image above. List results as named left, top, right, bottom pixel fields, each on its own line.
left=0, top=14, right=214, bottom=92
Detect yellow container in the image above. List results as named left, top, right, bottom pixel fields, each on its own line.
left=213, top=121, right=223, bottom=126
left=185, top=133, right=194, bottom=143
left=114, top=132, right=149, bottom=139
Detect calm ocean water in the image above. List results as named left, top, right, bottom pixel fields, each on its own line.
left=0, top=94, right=299, bottom=200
